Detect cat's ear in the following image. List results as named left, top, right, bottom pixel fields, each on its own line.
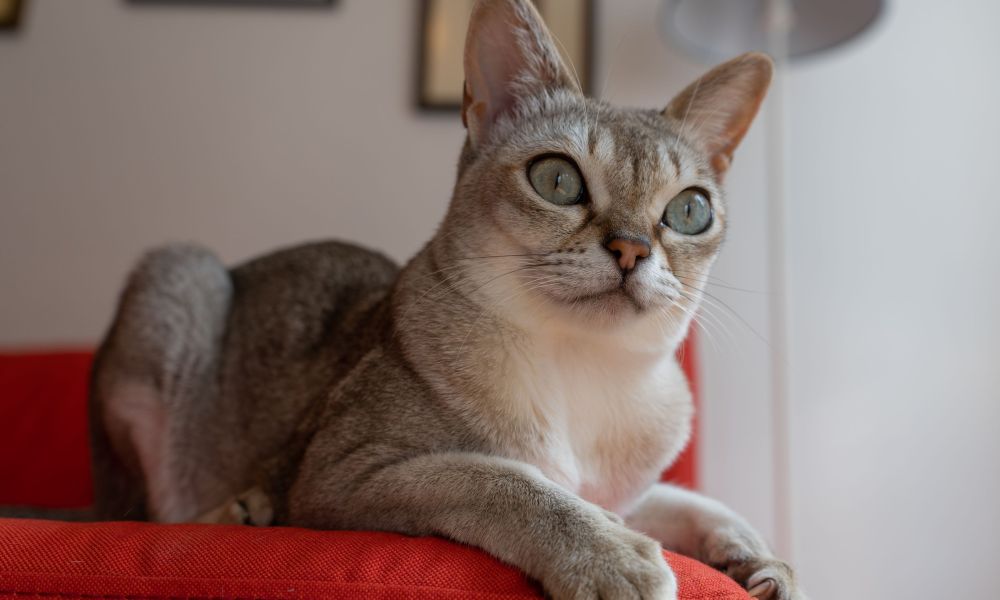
left=664, top=52, right=773, bottom=177
left=462, top=0, right=582, bottom=146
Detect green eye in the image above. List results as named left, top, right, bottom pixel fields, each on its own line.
left=528, top=156, right=585, bottom=206
left=663, top=188, right=713, bottom=235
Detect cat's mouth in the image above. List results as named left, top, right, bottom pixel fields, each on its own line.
left=564, top=286, right=646, bottom=312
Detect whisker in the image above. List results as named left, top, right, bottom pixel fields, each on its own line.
left=669, top=269, right=740, bottom=287
left=456, top=274, right=555, bottom=356
left=670, top=295, right=728, bottom=354
left=454, top=252, right=551, bottom=261
left=675, top=286, right=740, bottom=345
left=681, top=285, right=775, bottom=356
left=458, top=261, right=566, bottom=305
left=673, top=273, right=768, bottom=295
left=671, top=74, right=704, bottom=155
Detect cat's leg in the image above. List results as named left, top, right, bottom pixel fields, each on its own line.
left=196, top=487, right=274, bottom=526
left=90, top=244, right=233, bottom=523
left=624, top=484, right=805, bottom=600
left=290, top=451, right=677, bottom=600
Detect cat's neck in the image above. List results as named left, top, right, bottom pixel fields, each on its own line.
left=390, top=243, right=692, bottom=494
left=391, top=243, right=688, bottom=405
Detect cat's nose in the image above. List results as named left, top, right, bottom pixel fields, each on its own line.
left=605, top=237, right=651, bottom=272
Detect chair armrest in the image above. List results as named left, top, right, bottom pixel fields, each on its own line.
left=0, top=519, right=749, bottom=599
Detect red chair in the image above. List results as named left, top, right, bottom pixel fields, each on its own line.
left=0, top=345, right=749, bottom=599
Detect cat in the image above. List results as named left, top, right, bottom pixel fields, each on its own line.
left=88, top=1, right=802, bottom=599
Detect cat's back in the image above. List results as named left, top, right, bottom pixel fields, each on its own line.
left=231, top=239, right=397, bottom=298
left=218, top=240, right=399, bottom=452
left=224, top=239, right=398, bottom=369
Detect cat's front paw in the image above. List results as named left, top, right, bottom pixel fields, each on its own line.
left=702, top=527, right=805, bottom=600
left=547, top=516, right=677, bottom=600
left=196, top=487, right=274, bottom=526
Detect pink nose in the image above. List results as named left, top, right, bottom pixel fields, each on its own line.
left=605, top=238, right=651, bottom=271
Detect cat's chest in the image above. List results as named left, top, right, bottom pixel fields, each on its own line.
left=501, top=344, right=693, bottom=512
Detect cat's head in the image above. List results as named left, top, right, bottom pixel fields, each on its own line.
left=438, top=0, right=771, bottom=342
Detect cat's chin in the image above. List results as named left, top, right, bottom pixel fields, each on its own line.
left=548, top=287, right=660, bottom=328
left=571, top=288, right=644, bottom=311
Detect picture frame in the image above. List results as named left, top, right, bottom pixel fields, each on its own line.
left=416, top=0, right=594, bottom=111
left=0, top=0, right=23, bottom=32
left=126, top=0, right=336, bottom=7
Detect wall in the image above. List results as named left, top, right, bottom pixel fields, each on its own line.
left=0, top=0, right=773, bottom=568
left=0, top=0, right=465, bottom=343
left=0, top=0, right=778, bottom=563
left=784, top=0, right=1000, bottom=597
left=4, top=1, right=998, bottom=598
left=0, top=0, right=780, bottom=553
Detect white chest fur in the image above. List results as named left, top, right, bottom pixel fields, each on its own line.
left=500, top=335, right=694, bottom=513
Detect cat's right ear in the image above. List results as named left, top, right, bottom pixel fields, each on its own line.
left=462, top=0, right=581, bottom=147
left=664, top=52, right=773, bottom=178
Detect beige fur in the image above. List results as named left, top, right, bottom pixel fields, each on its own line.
left=88, top=1, right=804, bottom=599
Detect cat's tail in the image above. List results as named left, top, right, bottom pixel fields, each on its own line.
left=0, top=505, right=96, bottom=521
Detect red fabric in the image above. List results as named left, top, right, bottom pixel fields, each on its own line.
left=0, top=338, right=698, bottom=509
left=666, top=335, right=699, bottom=488
left=0, top=350, right=94, bottom=508
left=0, top=339, right=745, bottom=599
left=0, top=519, right=749, bottom=599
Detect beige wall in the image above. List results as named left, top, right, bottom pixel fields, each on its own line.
left=0, top=0, right=778, bottom=567
left=0, top=0, right=459, bottom=343
left=9, top=2, right=998, bottom=598
left=0, top=0, right=779, bottom=558
left=784, top=0, right=1000, bottom=596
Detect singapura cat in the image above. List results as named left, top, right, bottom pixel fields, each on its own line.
left=89, top=1, right=804, bottom=598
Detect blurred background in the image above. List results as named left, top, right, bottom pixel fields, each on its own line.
left=2, top=1, right=998, bottom=598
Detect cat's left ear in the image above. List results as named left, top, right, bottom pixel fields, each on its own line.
left=664, top=52, right=773, bottom=178
left=462, top=0, right=582, bottom=147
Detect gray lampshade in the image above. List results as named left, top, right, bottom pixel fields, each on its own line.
left=661, top=0, right=885, bottom=62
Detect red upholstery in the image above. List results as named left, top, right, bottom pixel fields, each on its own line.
left=0, top=350, right=93, bottom=508
left=668, top=335, right=699, bottom=489
left=0, top=344, right=699, bottom=509
left=0, top=519, right=750, bottom=599
left=0, top=341, right=750, bottom=599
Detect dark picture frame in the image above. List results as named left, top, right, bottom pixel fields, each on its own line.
left=127, top=0, right=336, bottom=7
left=416, top=0, right=595, bottom=111
left=0, top=0, right=23, bottom=32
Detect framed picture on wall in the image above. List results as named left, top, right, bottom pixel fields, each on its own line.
left=0, top=0, right=23, bottom=31
left=127, top=0, right=336, bottom=6
left=416, top=0, right=594, bottom=111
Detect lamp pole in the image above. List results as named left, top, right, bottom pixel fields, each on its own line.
left=764, top=0, right=794, bottom=561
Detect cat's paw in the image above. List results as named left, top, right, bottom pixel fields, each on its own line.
left=231, top=487, right=274, bottom=526
left=197, top=487, right=274, bottom=526
left=733, top=558, right=803, bottom=600
left=546, top=515, right=677, bottom=600
left=702, top=527, right=805, bottom=600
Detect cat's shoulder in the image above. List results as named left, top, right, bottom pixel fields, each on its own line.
left=232, top=239, right=398, bottom=283
left=221, top=240, right=399, bottom=360
left=227, top=240, right=399, bottom=319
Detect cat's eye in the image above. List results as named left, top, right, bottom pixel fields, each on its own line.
left=662, top=188, right=713, bottom=235
left=528, top=156, right=585, bottom=206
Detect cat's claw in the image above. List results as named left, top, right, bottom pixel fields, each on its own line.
left=747, top=577, right=776, bottom=599
left=197, top=487, right=274, bottom=526
left=701, top=527, right=804, bottom=600
left=231, top=488, right=274, bottom=526
left=739, top=561, right=804, bottom=600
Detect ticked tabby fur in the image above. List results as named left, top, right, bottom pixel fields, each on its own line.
left=90, top=1, right=803, bottom=598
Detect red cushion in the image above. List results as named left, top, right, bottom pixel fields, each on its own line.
left=0, top=350, right=94, bottom=508
left=0, top=340, right=742, bottom=599
left=667, top=335, right=699, bottom=488
left=0, top=519, right=749, bottom=599
left=0, top=341, right=699, bottom=508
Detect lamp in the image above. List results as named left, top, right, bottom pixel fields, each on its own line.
left=659, top=0, right=885, bottom=560
left=660, top=0, right=884, bottom=63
